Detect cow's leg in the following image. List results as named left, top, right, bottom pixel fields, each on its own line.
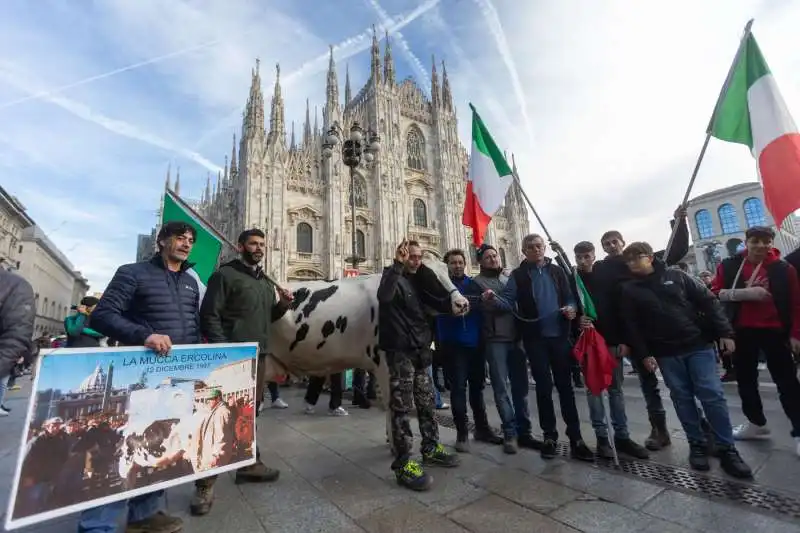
left=374, top=351, right=395, bottom=455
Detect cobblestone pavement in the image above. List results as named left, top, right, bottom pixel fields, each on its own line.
left=2, top=376, right=800, bottom=532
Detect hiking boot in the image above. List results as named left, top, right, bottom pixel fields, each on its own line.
left=688, top=442, right=710, bottom=471
left=718, top=446, right=753, bottom=479
left=596, top=437, right=615, bottom=459
left=474, top=427, right=503, bottom=445
left=517, top=433, right=543, bottom=450
left=615, top=437, right=650, bottom=459
left=126, top=511, right=183, bottom=533
left=235, top=462, right=280, bottom=484
left=571, top=440, right=595, bottom=462
left=422, top=443, right=461, bottom=468
left=645, top=413, right=672, bottom=451
left=395, top=460, right=432, bottom=491
left=352, top=394, right=371, bottom=409
left=541, top=438, right=558, bottom=459
left=189, top=484, right=214, bottom=516
left=454, top=432, right=470, bottom=453
left=503, top=438, right=518, bottom=455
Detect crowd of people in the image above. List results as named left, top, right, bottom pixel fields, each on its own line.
left=3, top=205, right=800, bottom=532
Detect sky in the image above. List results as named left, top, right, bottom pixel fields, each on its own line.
left=1, top=0, right=799, bottom=291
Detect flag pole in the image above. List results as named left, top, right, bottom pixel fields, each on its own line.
left=663, top=19, right=755, bottom=260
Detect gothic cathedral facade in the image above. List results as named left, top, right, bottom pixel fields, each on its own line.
left=190, top=31, right=529, bottom=282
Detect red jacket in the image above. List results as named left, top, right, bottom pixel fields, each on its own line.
left=711, top=248, right=800, bottom=338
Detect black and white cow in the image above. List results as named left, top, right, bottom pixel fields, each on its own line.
left=264, top=251, right=469, bottom=445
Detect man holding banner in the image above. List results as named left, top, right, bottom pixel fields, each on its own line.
left=78, top=220, right=203, bottom=533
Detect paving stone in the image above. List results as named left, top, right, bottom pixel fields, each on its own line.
left=551, top=499, right=671, bottom=533
left=358, top=500, right=470, bottom=533
left=407, top=465, right=489, bottom=513
left=750, top=449, right=800, bottom=497
left=448, top=494, right=581, bottom=533
left=470, top=467, right=585, bottom=513
left=313, top=464, right=409, bottom=519
left=538, top=460, right=666, bottom=508
left=641, top=490, right=800, bottom=533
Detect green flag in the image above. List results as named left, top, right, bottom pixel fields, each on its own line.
left=161, top=189, right=223, bottom=284
left=574, top=271, right=597, bottom=321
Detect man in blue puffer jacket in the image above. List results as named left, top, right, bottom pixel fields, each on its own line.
left=437, top=249, right=502, bottom=452
left=77, top=221, right=201, bottom=533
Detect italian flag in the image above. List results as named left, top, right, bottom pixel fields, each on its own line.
left=709, top=30, right=800, bottom=226
left=463, top=104, right=514, bottom=247
left=161, top=188, right=224, bottom=290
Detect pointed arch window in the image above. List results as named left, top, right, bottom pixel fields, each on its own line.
left=743, top=197, right=768, bottom=228
left=406, top=127, right=426, bottom=170
left=356, top=230, right=366, bottom=258
left=413, top=198, right=428, bottom=227
left=718, top=203, right=741, bottom=235
left=350, top=174, right=367, bottom=208
left=296, top=222, right=313, bottom=254
left=695, top=209, right=714, bottom=239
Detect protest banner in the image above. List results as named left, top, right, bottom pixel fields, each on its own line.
left=4, top=342, right=259, bottom=530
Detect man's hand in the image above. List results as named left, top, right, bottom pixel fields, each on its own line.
left=579, top=316, right=594, bottom=329
left=720, top=337, right=736, bottom=354
left=791, top=338, right=800, bottom=355
left=561, top=305, right=577, bottom=320
left=642, top=356, right=658, bottom=373
left=749, top=286, right=772, bottom=301
left=277, top=287, right=294, bottom=302
left=550, top=241, right=564, bottom=254
left=144, top=334, right=172, bottom=355
left=481, top=289, right=496, bottom=301
left=674, top=205, right=687, bottom=220
left=395, top=239, right=409, bottom=263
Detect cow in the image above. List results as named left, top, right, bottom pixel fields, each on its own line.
left=262, top=251, right=469, bottom=449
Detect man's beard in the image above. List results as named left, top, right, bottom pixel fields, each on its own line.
left=242, top=251, right=263, bottom=265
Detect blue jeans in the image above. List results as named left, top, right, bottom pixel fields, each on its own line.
left=426, top=366, right=444, bottom=407
left=78, top=491, right=164, bottom=533
left=507, top=344, right=533, bottom=436
left=485, top=341, right=517, bottom=439
left=441, top=343, right=490, bottom=434
left=586, top=347, right=628, bottom=439
left=657, top=347, right=735, bottom=447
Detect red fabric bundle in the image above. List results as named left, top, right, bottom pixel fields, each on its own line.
left=572, top=327, right=617, bottom=396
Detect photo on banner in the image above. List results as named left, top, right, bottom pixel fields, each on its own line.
left=4, top=342, right=259, bottom=531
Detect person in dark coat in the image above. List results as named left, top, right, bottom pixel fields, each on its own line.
left=0, top=269, right=34, bottom=416
left=78, top=221, right=201, bottom=533
left=64, top=296, right=104, bottom=348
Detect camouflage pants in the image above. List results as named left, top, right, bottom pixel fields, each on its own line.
left=387, top=348, right=439, bottom=468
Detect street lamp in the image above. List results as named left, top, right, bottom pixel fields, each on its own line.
left=322, top=121, right=381, bottom=272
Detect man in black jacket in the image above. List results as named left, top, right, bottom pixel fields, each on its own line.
left=619, top=242, right=751, bottom=478
left=378, top=239, right=460, bottom=492
left=191, top=229, right=292, bottom=516
left=0, top=269, right=34, bottom=416
left=79, top=221, right=200, bottom=533
left=591, top=206, right=689, bottom=451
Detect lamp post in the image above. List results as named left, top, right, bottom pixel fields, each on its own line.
left=322, top=121, right=381, bottom=272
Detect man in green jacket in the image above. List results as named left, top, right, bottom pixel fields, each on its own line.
left=64, top=296, right=104, bottom=348
left=190, top=228, right=293, bottom=516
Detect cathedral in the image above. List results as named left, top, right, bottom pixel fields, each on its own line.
left=178, top=29, right=529, bottom=282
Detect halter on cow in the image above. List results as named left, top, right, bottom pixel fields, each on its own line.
left=264, top=251, right=469, bottom=448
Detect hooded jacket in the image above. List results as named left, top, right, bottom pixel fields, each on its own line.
left=0, top=270, right=34, bottom=378
left=436, top=275, right=482, bottom=347
left=472, top=268, right=516, bottom=343
left=711, top=248, right=800, bottom=338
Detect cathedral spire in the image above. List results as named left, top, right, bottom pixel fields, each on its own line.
left=223, top=155, right=228, bottom=183
left=268, top=63, right=285, bottom=147
left=431, top=54, right=440, bottom=107
left=326, top=45, right=339, bottom=104
left=383, top=29, right=395, bottom=85
left=290, top=121, right=296, bottom=151
left=303, top=98, right=311, bottom=147
left=314, top=105, right=319, bottom=136
left=165, top=163, right=172, bottom=191
left=203, top=173, right=212, bottom=204
left=243, top=58, right=265, bottom=139
left=174, top=167, right=181, bottom=196
left=230, top=133, right=238, bottom=177
left=441, top=59, right=453, bottom=111
left=370, top=25, right=381, bottom=84
left=344, top=63, right=352, bottom=105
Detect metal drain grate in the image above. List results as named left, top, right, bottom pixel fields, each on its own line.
left=432, top=412, right=800, bottom=521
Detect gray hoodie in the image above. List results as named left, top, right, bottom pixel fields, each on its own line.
left=473, top=269, right=517, bottom=343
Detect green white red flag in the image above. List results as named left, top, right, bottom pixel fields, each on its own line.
left=708, top=31, right=800, bottom=226
left=462, top=104, right=514, bottom=246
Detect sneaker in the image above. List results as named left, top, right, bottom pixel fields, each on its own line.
left=474, top=427, right=503, bottom=445
left=614, top=437, right=650, bottom=460
left=517, top=433, right=543, bottom=450
left=436, top=402, right=450, bottom=410
left=733, top=423, right=771, bottom=441
left=271, top=398, right=288, bottom=409
left=502, top=438, right=518, bottom=455
left=395, top=460, right=432, bottom=491
left=304, top=403, right=315, bottom=415
left=596, top=437, right=615, bottom=459
left=422, top=443, right=460, bottom=468
left=718, top=446, right=753, bottom=479
left=126, top=511, right=183, bottom=533
left=329, top=406, right=349, bottom=416
left=688, top=442, right=710, bottom=471
left=0, top=407, right=9, bottom=417
left=8, top=385, right=20, bottom=391
left=235, top=462, right=280, bottom=484
left=541, top=438, right=558, bottom=459
left=570, top=440, right=595, bottom=462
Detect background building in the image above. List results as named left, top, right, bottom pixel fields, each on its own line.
left=17, top=225, right=91, bottom=337
left=0, top=185, right=35, bottom=271
left=687, top=182, right=800, bottom=273
left=135, top=231, right=155, bottom=262
left=166, top=32, right=528, bottom=281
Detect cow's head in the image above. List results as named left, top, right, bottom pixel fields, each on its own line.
left=418, top=251, right=470, bottom=316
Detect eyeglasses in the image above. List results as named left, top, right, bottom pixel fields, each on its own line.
left=624, top=254, right=650, bottom=265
